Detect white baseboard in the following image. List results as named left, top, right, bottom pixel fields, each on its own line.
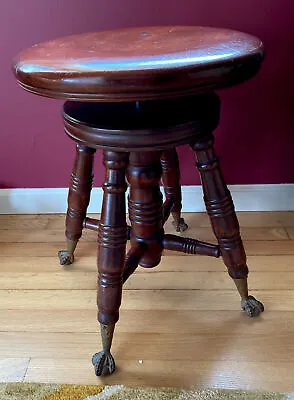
left=0, top=184, right=293, bottom=214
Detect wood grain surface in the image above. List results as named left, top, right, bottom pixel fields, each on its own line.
left=0, top=212, right=293, bottom=391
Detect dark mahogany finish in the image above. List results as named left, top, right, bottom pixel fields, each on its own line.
left=13, top=26, right=265, bottom=377
left=93, top=151, right=128, bottom=376
left=191, top=136, right=248, bottom=279
left=161, top=149, right=188, bottom=232
left=66, top=145, right=95, bottom=241
left=98, top=151, right=129, bottom=326
left=127, top=151, right=164, bottom=268
left=161, top=149, right=182, bottom=215
left=58, top=145, right=95, bottom=265
left=13, top=26, right=263, bottom=101
left=62, top=94, right=220, bottom=151
left=163, top=234, right=220, bottom=257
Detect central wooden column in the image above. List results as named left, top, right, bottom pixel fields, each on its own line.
left=127, top=151, right=164, bottom=268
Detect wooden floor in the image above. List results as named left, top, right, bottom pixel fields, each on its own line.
left=1, top=212, right=294, bottom=391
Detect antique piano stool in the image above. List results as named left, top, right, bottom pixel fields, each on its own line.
left=13, top=26, right=264, bottom=376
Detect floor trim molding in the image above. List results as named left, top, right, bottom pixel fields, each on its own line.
left=0, top=184, right=293, bottom=214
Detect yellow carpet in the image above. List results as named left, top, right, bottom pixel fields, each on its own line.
left=0, top=383, right=290, bottom=400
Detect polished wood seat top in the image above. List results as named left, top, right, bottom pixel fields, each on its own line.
left=13, top=26, right=264, bottom=101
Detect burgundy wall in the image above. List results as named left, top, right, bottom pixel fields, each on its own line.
left=1, top=0, right=293, bottom=188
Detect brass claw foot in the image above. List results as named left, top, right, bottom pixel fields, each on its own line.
left=92, top=351, right=115, bottom=376
left=241, top=295, right=264, bottom=317
left=172, top=217, right=188, bottom=232
left=58, top=250, right=74, bottom=265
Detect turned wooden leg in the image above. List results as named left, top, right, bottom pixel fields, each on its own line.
left=58, top=145, right=95, bottom=265
left=191, top=135, right=264, bottom=317
left=127, top=151, right=164, bottom=268
left=92, top=151, right=128, bottom=376
left=161, top=148, right=188, bottom=232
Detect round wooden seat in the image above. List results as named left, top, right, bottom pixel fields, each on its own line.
left=13, top=26, right=264, bottom=101
left=63, top=94, right=220, bottom=151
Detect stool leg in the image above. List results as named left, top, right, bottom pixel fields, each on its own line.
left=191, top=135, right=264, bottom=317
left=58, top=145, right=95, bottom=265
left=160, top=148, right=188, bottom=232
left=92, top=151, right=128, bottom=376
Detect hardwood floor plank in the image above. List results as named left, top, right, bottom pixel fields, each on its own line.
left=284, top=227, right=294, bottom=240
left=1, top=270, right=294, bottom=290
left=1, top=240, right=294, bottom=257
left=0, top=214, right=67, bottom=231
left=0, top=358, right=30, bottom=382
left=1, top=309, right=294, bottom=335
left=2, top=211, right=294, bottom=230
left=23, top=358, right=294, bottom=391
left=0, top=289, right=292, bottom=311
left=1, top=331, right=294, bottom=363
left=0, top=255, right=293, bottom=273
left=1, top=212, right=294, bottom=391
left=173, top=211, right=294, bottom=228
left=0, top=226, right=288, bottom=242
